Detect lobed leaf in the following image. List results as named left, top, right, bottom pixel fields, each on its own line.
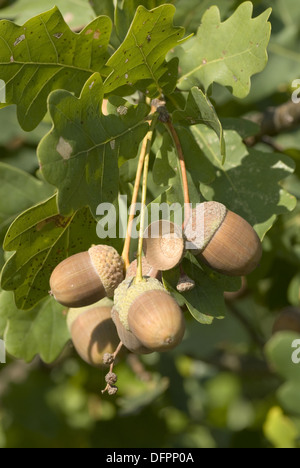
left=115, top=0, right=170, bottom=43
left=0, top=290, right=70, bottom=363
left=38, top=73, right=149, bottom=215
left=171, top=2, right=271, bottom=98
left=194, top=127, right=296, bottom=240
left=104, top=4, right=186, bottom=97
left=163, top=254, right=241, bottom=325
left=0, top=162, right=54, bottom=242
left=0, top=7, right=112, bottom=130
left=1, top=195, right=102, bottom=310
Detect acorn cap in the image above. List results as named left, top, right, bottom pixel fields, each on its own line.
left=184, top=201, right=227, bottom=253
left=114, top=277, right=165, bottom=330
left=89, top=245, right=125, bottom=297
left=184, top=202, right=262, bottom=276
left=143, top=220, right=184, bottom=271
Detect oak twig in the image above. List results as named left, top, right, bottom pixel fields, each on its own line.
left=246, top=100, right=300, bottom=147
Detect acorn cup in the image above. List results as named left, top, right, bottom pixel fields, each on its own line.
left=50, top=245, right=125, bottom=308
left=143, top=220, right=185, bottom=271
left=184, top=201, right=262, bottom=277
left=114, top=277, right=185, bottom=352
left=67, top=300, right=120, bottom=367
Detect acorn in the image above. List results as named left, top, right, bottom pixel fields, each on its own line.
left=184, top=201, right=262, bottom=276
left=114, top=277, right=185, bottom=352
left=143, top=220, right=184, bottom=271
left=272, top=307, right=300, bottom=335
left=50, top=245, right=125, bottom=308
left=111, top=307, right=152, bottom=355
left=126, top=257, right=161, bottom=281
left=67, top=300, right=120, bottom=367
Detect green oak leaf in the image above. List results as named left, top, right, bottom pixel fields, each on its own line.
left=0, top=7, right=112, bottom=130
left=221, top=118, right=260, bottom=139
left=194, top=126, right=296, bottom=240
left=115, top=0, right=170, bottom=43
left=1, top=195, right=105, bottom=310
left=163, top=254, right=241, bottom=324
left=104, top=4, right=186, bottom=97
left=0, top=162, right=54, bottom=242
left=172, top=2, right=271, bottom=98
left=38, top=73, right=149, bottom=215
left=173, top=87, right=226, bottom=162
left=0, top=290, right=70, bottom=363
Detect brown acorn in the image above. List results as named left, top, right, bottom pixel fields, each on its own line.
left=184, top=201, right=262, bottom=276
left=272, top=307, right=300, bottom=335
left=67, top=300, right=120, bottom=367
left=50, top=245, right=125, bottom=308
left=143, top=220, right=184, bottom=271
left=114, top=277, right=185, bottom=352
left=111, top=307, right=152, bottom=355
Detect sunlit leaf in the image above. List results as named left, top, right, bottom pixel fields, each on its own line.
left=0, top=163, right=54, bottom=242
left=1, top=195, right=102, bottom=310
left=196, top=127, right=296, bottom=240
left=173, top=87, right=226, bottom=161
left=0, top=7, right=111, bottom=130
left=38, top=73, right=149, bottom=215
left=172, top=2, right=271, bottom=98
left=0, top=290, right=69, bottom=363
left=104, top=4, right=186, bottom=97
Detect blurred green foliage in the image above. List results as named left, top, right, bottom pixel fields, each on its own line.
left=0, top=0, right=300, bottom=448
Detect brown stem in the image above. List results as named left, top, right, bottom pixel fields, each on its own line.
left=101, top=341, right=124, bottom=395
left=121, top=136, right=149, bottom=269
left=122, top=104, right=157, bottom=270
left=165, top=121, right=191, bottom=228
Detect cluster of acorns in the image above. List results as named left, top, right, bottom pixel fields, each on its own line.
left=50, top=202, right=262, bottom=392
